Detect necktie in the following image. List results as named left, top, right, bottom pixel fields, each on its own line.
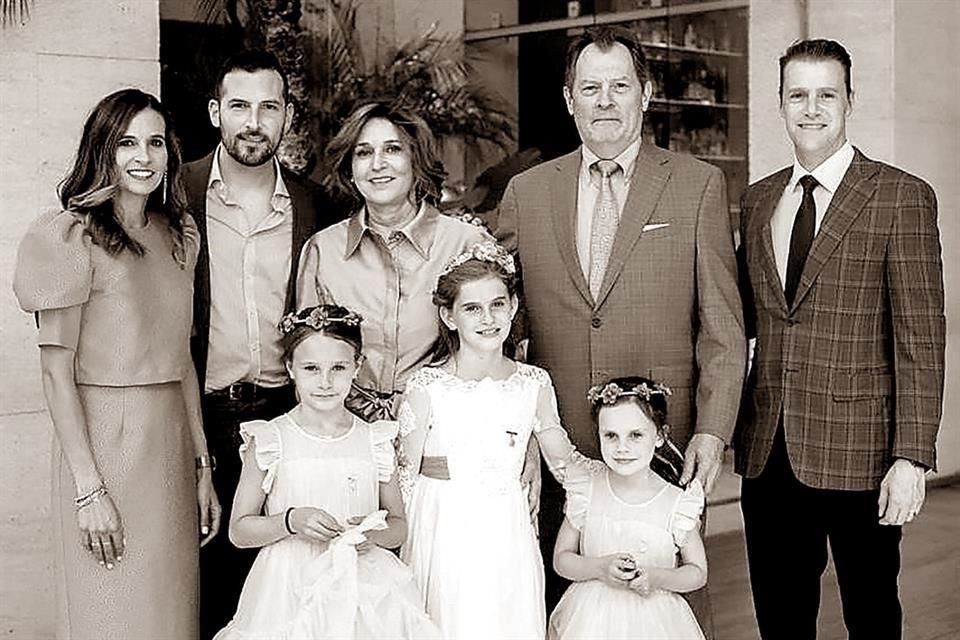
left=589, top=160, right=622, bottom=299
left=784, top=174, right=819, bottom=306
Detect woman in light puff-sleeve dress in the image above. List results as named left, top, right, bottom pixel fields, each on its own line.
left=13, top=89, right=219, bottom=640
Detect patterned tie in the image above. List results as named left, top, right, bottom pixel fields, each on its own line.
left=784, top=174, right=819, bottom=306
left=589, top=159, right=622, bottom=299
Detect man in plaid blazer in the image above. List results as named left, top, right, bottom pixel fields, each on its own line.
left=736, top=39, right=945, bottom=639
left=496, top=26, right=746, bottom=631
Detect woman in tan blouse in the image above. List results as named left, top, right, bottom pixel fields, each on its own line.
left=296, top=102, right=489, bottom=420
left=13, top=89, right=220, bottom=640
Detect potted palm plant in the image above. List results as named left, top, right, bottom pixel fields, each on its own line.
left=196, top=0, right=516, bottom=181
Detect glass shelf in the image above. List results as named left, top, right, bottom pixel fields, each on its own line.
left=650, top=98, right=747, bottom=110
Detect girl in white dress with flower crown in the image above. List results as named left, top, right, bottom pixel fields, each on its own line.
left=399, top=241, right=578, bottom=640
left=549, top=376, right=707, bottom=640
left=215, top=305, right=439, bottom=640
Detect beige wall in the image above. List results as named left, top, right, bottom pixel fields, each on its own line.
left=749, top=0, right=960, bottom=478
left=893, top=0, right=960, bottom=478
left=0, top=1, right=160, bottom=637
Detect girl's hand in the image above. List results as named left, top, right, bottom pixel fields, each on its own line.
left=630, top=567, right=664, bottom=596
left=290, top=507, right=344, bottom=543
left=628, top=572, right=650, bottom=596
left=347, top=516, right=374, bottom=555
left=77, top=492, right=124, bottom=570
left=596, top=553, right=638, bottom=589
left=197, top=469, right=221, bottom=547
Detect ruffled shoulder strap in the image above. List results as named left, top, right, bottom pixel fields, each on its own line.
left=239, top=419, right=283, bottom=494
left=13, top=210, right=93, bottom=312
left=562, top=458, right=603, bottom=532
left=367, top=419, right=400, bottom=482
left=670, top=479, right=705, bottom=546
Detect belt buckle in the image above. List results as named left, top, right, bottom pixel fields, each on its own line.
left=227, top=383, right=245, bottom=402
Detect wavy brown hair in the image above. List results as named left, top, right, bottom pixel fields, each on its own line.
left=323, top=101, right=446, bottom=210
left=58, top=89, right=188, bottom=263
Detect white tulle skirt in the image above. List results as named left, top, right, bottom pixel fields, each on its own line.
left=403, top=476, right=546, bottom=640
left=215, top=536, right=440, bottom=640
left=548, top=580, right=705, bottom=640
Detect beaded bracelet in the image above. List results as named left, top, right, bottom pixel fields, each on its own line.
left=75, top=486, right=107, bottom=510
left=284, top=507, right=297, bottom=535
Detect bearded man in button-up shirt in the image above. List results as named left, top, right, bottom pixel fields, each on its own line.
left=182, top=49, right=339, bottom=639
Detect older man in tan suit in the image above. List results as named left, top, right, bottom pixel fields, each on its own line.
left=496, top=26, right=746, bottom=634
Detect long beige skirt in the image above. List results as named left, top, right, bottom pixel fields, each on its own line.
left=52, top=382, right=198, bottom=640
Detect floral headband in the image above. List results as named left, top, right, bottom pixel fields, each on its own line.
left=439, top=240, right=516, bottom=278
left=278, top=306, right=363, bottom=335
left=587, top=381, right=673, bottom=406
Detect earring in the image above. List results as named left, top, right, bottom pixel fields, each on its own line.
left=161, top=172, right=167, bottom=205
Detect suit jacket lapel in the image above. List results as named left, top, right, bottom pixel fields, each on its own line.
left=550, top=152, right=592, bottom=306
left=182, top=151, right=216, bottom=387
left=283, top=170, right=315, bottom=312
left=791, top=149, right=878, bottom=308
left=595, top=144, right=670, bottom=307
left=755, top=171, right=790, bottom=313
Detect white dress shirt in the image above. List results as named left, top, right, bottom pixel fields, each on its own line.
left=770, top=141, right=855, bottom=288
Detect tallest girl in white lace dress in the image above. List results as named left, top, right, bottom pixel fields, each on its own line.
left=399, top=241, right=578, bottom=640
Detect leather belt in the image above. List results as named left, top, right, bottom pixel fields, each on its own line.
left=207, top=381, right=292, bottom=404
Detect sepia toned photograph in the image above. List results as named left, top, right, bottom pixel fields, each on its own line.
left=1, top=1, right=958, bottom=638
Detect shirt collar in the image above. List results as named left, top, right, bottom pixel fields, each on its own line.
left=580, top=135, right=643, bottom=183
left=208, top=144, right=291, bottom=204
left=344, top=201, right=437, bottom=260
left=788, top=141, right=854, bottom=194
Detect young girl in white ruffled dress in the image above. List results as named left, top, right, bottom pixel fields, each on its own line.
left=549, top=376, right=707, bottom=640
left=399, top=241, right=578, bottom=640
left=215, top=304, right=439, bottom=640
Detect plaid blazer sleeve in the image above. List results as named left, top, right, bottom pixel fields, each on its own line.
left=885, top=177, right=945, bottom=469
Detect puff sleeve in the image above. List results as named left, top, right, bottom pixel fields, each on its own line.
left=239, top=420, right=282, bottom=494
left=671, top=479, right=705, bottom=547
left=561, top=460, right=601, bottom=532
left=369, top=419, right=400, bottom=482
left=13, top=210, right=92, bottom=313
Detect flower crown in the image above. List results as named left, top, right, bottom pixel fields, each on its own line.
left=439, top=240, right=516, bottom=278
left=278, top=306, right=363, bottom=335
left=587, top=381, right=673, bottom=406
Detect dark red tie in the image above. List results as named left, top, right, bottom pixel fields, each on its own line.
left=784, top=175, right=818, bottom=306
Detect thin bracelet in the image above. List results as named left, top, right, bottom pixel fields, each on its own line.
left=196, top=453, right=216, bottom=471
left=75, top=486, right=107, bottom=510
left=284, top=507, right=296, bottom=535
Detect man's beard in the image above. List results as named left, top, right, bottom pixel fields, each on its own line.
left=222, top=129, right=282, bottom=167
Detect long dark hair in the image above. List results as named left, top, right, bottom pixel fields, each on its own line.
left=58, top=89, right=188, bottom=262
left=429, top=258, right=519, bottom=365
left=590, top=375, right=686, bottom=487
left=324, top=101, right=446, bottom=210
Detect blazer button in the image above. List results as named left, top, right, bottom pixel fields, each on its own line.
left=591, top=316, right=603, bottom=329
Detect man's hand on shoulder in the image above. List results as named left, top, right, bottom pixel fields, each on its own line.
left=680, top=433, right=725, bottom=495
left=878, top=458, right=927, bottom=526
